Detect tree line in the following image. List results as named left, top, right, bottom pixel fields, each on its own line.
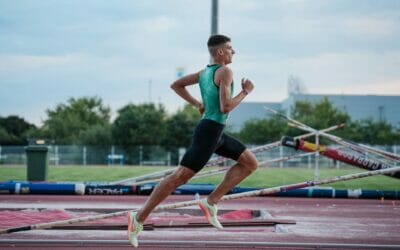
left=1, top=96, right=399, bottom=149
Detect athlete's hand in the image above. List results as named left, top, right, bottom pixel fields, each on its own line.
left=241, top=78, right=254, bottom=95
left=197, top=103, right=204, bottom=115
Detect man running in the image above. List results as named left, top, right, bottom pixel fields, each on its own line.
left=128, top=34, right=258, bottom=247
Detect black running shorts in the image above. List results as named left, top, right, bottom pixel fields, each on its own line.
left=180, top=119, right=247, bottom=173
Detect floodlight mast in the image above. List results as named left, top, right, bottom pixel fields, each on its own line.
left=210, top=0, right=219, bottom=63
left=211, top=0, right=219, bottom=35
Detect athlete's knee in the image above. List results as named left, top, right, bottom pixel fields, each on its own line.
left=238, top=149, right=258, bottom=172
left=168, top=166, right=195, bottom=187
left=247, top=157, right=258, bottom=173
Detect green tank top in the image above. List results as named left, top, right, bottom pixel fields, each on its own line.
left=199, top=64, right=234, bottom=125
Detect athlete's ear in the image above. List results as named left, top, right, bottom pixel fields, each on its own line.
left=217, top=48, right=224, bottom=56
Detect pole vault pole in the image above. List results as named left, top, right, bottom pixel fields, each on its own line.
left=189, top=152, right=316, bottom=180
left=123, top=125, right=343, bottom=186
left=358, top=143, right=400, bottom=162
left=133, top=152, right=317, bottom=186
left=111, top=142, right=281, bottom=185
left=109, top=168, right=176, bottom=185
left=112, top=142, right=282, bottom=185
left=282, top=137, right=400, bottom=179
left=112, top=124, right=344, bottom=185
left=291, top=123, right=400, bottom=164
left=264, top=107, right=400, bottom=163
left=2, top=166, right=399, bottom=235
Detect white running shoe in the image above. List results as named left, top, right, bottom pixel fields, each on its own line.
left=127, top=211, right=143, bottom=248
left=198, top=198, right=223, bottom=229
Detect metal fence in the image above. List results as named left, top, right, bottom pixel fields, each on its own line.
left=0, top=144, right=398, bottom=168
left=0, top=145, right=180, bottom=166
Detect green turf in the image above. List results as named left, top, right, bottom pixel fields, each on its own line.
left=0, top=165, right=169, bottom=182
left=190, top=167, right=400, bottom=190
left=0, top=165, right=398, bottom=190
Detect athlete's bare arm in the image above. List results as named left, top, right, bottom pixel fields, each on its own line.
left=215, top=66, right=254, bottom=114
left=171, top=71, right=204, bottom=114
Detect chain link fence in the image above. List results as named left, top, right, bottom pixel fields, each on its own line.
left=0, top=144, right=398, bottom=168
left=0, top=145, right=180, bottom=166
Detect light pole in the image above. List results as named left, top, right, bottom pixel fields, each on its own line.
left=211, top=0, right=219, bottom=35
left=210, top=0, right=219, bottom=63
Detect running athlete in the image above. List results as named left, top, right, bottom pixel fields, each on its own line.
left=128, top=34, right=258, bottom=247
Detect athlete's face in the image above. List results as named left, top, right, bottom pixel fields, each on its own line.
left=221, top=42, right=235, bottom=64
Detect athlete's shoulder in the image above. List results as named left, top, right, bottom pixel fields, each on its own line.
left=216, top=65, right=233, bottom=77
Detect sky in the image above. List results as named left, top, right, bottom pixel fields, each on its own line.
left=1, top=0, right=400, bottom=126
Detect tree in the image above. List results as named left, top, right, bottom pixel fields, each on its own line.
left=112, top=103, right=166, bottom=146
left=288, top=98, right=400, bottom=145
left=288, top=98, right=351, bottom=143
left=162, top=104, right=201, bottom=148
left=42, top=96, right=111, bottom=144
left=291, top=98, right=350, bottom=130
left=112, top=103, right=167, bottom=164
left=0, top=115, right=36, bottom=145
left=349, top=119, right=400, bottom=145
left=238, top=115, right=288, bottom=144
left=78, top=124, right=113, bottom=146
left=0, top=127, right=14, bottom=145
left=160, top=104, right=201, bottom=165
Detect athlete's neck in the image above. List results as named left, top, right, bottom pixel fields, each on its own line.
left=210, top=58, right=226, bottom=66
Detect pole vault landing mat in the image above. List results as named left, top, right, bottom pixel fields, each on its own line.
left=0, top=195, right=400, bottom=249
left=0, top=208, right=295, bottom=231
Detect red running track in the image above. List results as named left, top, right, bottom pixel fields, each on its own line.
left=0, top=195, right=399, bottom=249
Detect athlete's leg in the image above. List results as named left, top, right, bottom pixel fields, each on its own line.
left=136, top=166, right=196, bottom=223
left=136, top=120, right=223, bottom=223
left=207, top=149, right=258, bottom=205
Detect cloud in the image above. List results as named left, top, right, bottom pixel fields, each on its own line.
left=0, top=53, right=88, bottom=72
left=284, top=51, right=400, bottom=84
left=221, top=0, right=400, bottom=57
left=139, top=16, right=178, bottom=33
left=224, top=49, right=400, bottom=103
left=340, top=17, right=398, bottom=38
left=0, top=0, right=400, bottom=126
left=320, top=79, right=400, bottom=96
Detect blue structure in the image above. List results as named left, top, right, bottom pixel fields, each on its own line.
left=228, top=94, right=400, bottom=131
left=0, top=182, right=398, bottom=199
left=107, top=154, right=124, bottom=166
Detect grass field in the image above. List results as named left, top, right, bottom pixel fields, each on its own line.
left=0, top=165, right=399, bottom=190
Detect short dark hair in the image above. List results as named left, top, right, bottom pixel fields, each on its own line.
left=207, top=34, right=231, bottom=47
